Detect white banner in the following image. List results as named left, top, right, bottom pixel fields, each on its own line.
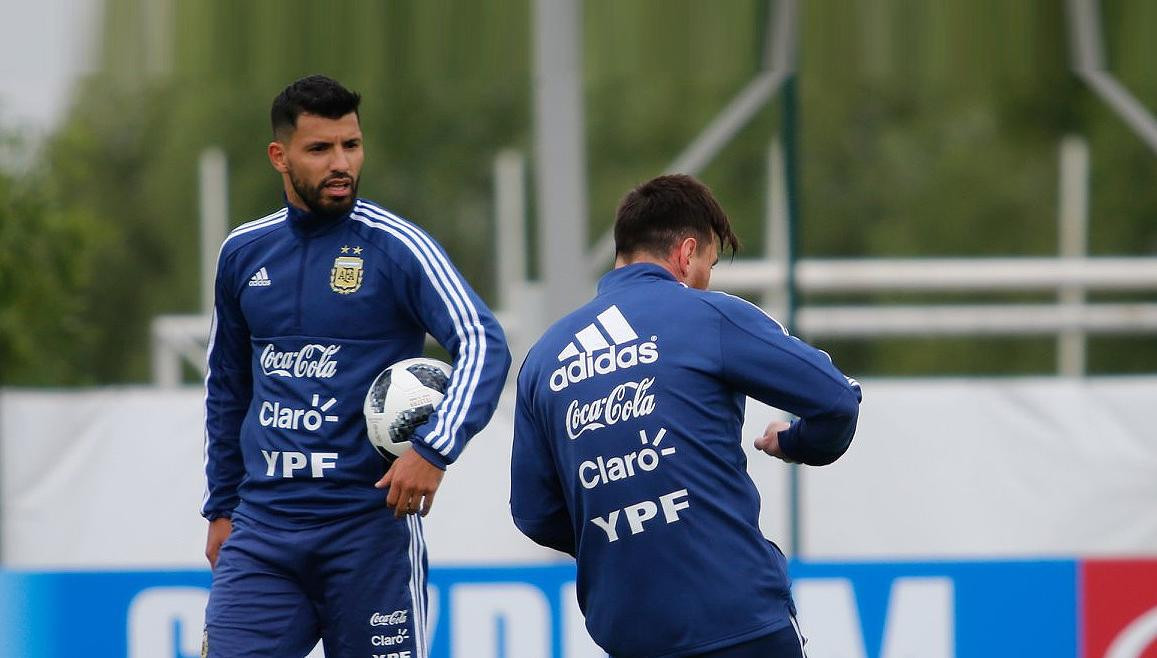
left=2, top=378, right=1155, bottom=567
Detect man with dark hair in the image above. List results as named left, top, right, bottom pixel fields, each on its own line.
left=510, top=174, right=861, bottom=657
left=202, top=74, right=511, bottom=657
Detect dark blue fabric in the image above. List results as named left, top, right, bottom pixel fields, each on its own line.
left=511, top=263, right=860, bottom=657
left=205, top=508, right=426, bottom=657
left=681, top=623, right=806, bottom=658
left=203, top=199, right=511, bottom=527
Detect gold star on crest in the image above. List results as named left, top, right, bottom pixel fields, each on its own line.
left=353, top=246, right=363, bottom=255
left=340, top=245, right=350, bottom=254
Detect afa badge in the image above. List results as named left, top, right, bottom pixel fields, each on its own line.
left=331, top=247, right=364, bottom=294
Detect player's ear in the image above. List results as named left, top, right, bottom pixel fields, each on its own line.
left=674, top=236, right=697, bottom=280
left=680, top=237, right=698, bottom=267
left=268, top=140, right=289, bottom=173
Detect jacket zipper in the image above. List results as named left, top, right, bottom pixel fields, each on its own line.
left=295, top=239, right=309, bottom=332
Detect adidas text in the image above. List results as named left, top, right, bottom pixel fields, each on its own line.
left=549, top=341, right=658, bottom=391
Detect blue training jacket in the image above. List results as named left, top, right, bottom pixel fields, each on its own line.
left=510, top=263, right=861, bottom=658
left=203, top=199, right=510, bottom=527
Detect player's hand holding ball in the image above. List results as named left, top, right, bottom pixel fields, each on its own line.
left=365, top=357, right=452, bottom=517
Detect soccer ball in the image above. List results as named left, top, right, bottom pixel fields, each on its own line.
left=364, top=357, right=452, bottom=459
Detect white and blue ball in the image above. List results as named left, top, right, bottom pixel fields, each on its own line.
left=364, top=357, right=452, bottom=459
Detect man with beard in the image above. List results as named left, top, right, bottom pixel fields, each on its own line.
left=201, top=75, right=510, bottom=657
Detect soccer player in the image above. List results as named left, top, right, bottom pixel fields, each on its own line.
left=201, top=75, right=511, bottom=657
left=510, top=174, right=861, bottom=657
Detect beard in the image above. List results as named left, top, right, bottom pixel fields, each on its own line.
left=288, top=169, right=359, bottom=217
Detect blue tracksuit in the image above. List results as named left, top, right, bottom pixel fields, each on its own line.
left=510, top=263, right=860, bottom=658
left=202, top=199, right=510, bottom=656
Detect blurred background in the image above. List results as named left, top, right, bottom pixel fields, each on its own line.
left=3, top=0, right=1155, bottom=386
left=1, top=1, right=1155, bottom=657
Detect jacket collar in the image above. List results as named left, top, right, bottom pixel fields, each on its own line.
left=285, top=196, right=353, bottom=237
left=597, top=262, right=678, bottom=294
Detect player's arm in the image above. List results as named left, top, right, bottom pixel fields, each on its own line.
left=510, top=369, right=576, bottom=557
left=375, top=225, right=511, bottom=516
left=202, top=250, right=253, bottom=563
left=395, top=229, right=512, bottom=469
left=712, top=295, right=861, bottom=466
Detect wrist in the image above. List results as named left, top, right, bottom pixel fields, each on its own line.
left=409, top=439, right=449, bottom=470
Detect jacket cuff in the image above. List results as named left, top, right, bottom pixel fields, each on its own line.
left=776, top=425, right=803, bottom=463
left=410, top=439, right=450, bottom=470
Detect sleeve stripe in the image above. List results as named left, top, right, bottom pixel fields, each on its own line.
left=354, top=202, right=485, bottom=454
left=353, top=205, right=483, bottom=456
left=203, top=208, right=284, bottom=515
left=221, top=208, right=287, bottom=247
left=361, top=205, right=487, bottom=454
left=351, top=208, right=476, bottom=454
left=200, top=309, right=218, bottom=515
left=352, top=203, right=486, bottom=456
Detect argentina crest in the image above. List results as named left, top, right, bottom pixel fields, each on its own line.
left=330, top=245, right=364, bottom=294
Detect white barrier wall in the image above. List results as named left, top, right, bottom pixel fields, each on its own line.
left=805, top=377, right=1157, bottom=559
left=2, top=378, right=1156, bottom=568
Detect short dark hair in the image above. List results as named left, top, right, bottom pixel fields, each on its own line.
left=270, top=75, right=361, bottom=140
left=613, top=174, right=740, bottom=260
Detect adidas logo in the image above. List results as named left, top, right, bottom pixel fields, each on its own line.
left=550, top=305, right=658, bottom=392
left=248, top=267, right=272, bottom=287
